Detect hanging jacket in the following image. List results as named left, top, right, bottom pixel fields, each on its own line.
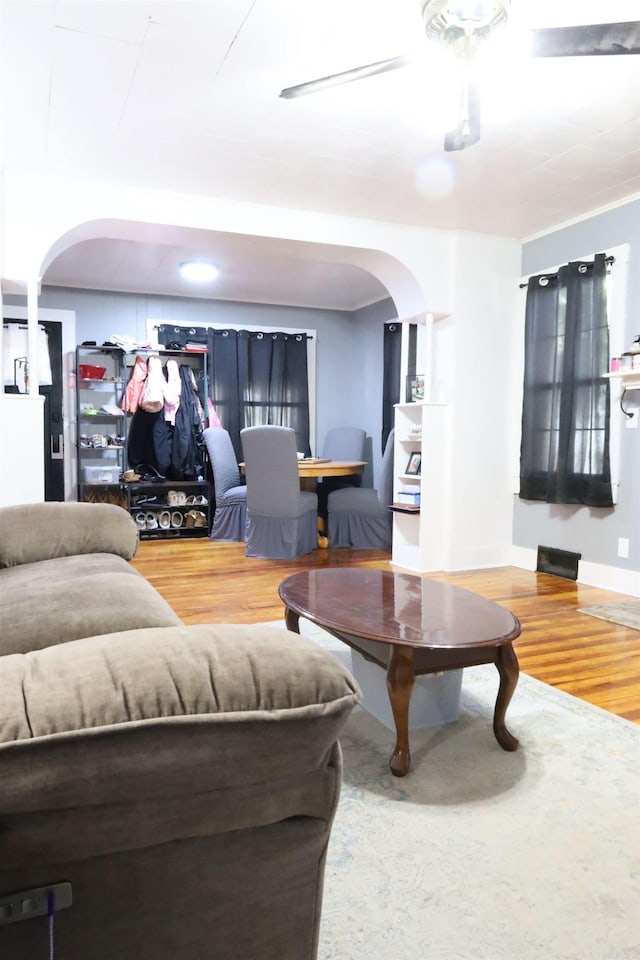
left=121, top=356, right=148, bottom=413
left=126, top=408, right=172, bottom=477
left=140, top=354, right=165, bottom=413
left=171, top=365, right=205, bottom=479
left=164, top=358, right=181, bottom=425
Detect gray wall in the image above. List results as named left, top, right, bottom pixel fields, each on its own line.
left=516, top=198, right=640, bottom=573
left=24, top=287, right=397, bottom=486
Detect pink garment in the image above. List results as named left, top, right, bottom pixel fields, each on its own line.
left=121, top=356, right=148, bottom=413
left=140, top=355, right=165, bottom=413
left=208, top=398, right=222, bottom=428
left=164, top=359, right=182, bottom=425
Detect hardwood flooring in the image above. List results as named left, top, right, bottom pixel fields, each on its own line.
left=131, top=539, right=640, bottom=724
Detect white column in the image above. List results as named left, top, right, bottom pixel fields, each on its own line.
left=27, top=278, right=40, bottom=396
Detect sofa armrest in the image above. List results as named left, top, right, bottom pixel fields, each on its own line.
left=0, top=501, right=138, bottom=567
left=0, top=623, right=360, bottom=867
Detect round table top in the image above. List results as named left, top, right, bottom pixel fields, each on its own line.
left=279, top=568, right=521, bottom=650
left=239, top=459, right=365, bottom=478
left=296, top=459, right=366, bottom=478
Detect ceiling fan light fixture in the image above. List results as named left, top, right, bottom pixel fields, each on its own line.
left=179, top=260, right=219, bottom=283
left=421, top=0, right=509, bottom=48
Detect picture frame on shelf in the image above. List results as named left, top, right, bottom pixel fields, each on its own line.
left=409, top=375, right=425, bottom=402
left=405, top=451, right=421, bottom=476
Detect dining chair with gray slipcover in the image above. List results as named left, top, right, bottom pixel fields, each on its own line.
left=240, top=425, right=318, bottom=559
left=317, top=426, right=366, bottom=522
left=327, top=430, right=394, bottom=549
left=203, top=427, right=247, bottom=541
left=322, top=426, right=366, bottom=464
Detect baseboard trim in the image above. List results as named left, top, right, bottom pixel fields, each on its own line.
left=510, top=546, right=640, bottom=597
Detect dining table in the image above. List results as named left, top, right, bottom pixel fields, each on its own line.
left=239, top=457, right=366, bottom=483
left=295, top=458, right=366, bottom=482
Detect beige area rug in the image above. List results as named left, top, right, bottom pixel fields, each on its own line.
left=266, top=619, right=640, bottom=960
left=577, top=598, right=640, bottom=631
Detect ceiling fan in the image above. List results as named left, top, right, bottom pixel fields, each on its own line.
left=279, top=1, right=640, bottom=152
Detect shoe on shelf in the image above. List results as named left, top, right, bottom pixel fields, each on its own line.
left=134, top=513, right=146, bottom=530
left=146, top=513, right=159, bottom=530
left=158, top=510, right=171, bottom=529
left=186, top=494, right=209, bottom=505
left=171, top=511, right=183, bottom=528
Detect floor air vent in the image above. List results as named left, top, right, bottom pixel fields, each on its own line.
left=536, top=545, right=581, bottom=581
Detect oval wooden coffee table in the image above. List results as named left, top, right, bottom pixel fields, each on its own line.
left=278, top=569, right=521, bottom=777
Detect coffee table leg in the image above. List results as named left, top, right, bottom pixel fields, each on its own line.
left=284, top=607, right=300, bottom=633
left=386, top=645, right=415, bottom=777
left=493, top=642, right=519, bottom=751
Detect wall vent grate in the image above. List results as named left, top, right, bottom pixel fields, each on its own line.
left=536, top=545, right=581, bottom=581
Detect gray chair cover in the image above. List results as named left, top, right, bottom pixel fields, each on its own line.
left=203, top=427, right=247, bottom=541
left=322, top=427, right=366, bottom=461
left=327, top=430, right=394, bottom=550
left=240, top=425, right=318, bottom=559
left=318, top=426, right=367, bottom=520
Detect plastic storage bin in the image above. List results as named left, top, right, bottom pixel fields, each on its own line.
left=83, top=465, right=121, bottom=484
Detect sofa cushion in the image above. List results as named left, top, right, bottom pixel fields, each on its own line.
left=0, top=624, right=360, bottom=863
left=0, top=554, right=181, bottom=655
left=0, top=501, right=138, bottom=567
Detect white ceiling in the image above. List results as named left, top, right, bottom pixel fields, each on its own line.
left=1, top=0, right=639, bottom=310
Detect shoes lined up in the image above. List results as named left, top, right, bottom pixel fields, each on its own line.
left=167, top=490, right=208, bottom=506
left=134, top=509, right=207, bottom=531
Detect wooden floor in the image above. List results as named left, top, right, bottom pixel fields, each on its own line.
left=131, top=538, right=640, bottom=724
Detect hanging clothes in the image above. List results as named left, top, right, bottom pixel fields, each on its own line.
left=121, top=355, right=148, bottom=413
left=171, top=365, right=205, bottom=479
left=139, top=354, right=166, bottom=414
left=127, top=408, right=173, bottom=478
left=2, top=323, right=52, bottom=390
left=208, top=397, right=222, bottom=428
left=164, top=358, right=181, bottom=425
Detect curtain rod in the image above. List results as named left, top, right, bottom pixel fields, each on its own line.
left=153, top=323, right=313, bottom=339
left=518, top=255, right=615, bottom=289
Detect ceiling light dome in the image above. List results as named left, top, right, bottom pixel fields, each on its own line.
left=180, top=260, right=219, bottom=282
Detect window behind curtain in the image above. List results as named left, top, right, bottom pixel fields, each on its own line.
left=519, top=253, right=613, bottom=507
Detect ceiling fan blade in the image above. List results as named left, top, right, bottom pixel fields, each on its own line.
left=279, top=54, right=409, bottom=99
left=444, top=75, right=481, bottom=152
left=530, top=21, right=640, bottom=57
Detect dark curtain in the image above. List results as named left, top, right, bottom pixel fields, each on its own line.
left=207, top=329, right=310, bottom=460
left=382, top=323, right=403, bottom=454
left=157, top=325, right=311, bottom=461
left=382, top=322, right=417, bottom=453
left=519, top=253, right=613, bottom=507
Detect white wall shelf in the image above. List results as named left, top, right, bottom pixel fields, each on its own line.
left=605, top=369, right=640, bottom=389
left=391, top=402, right=448, bottom=573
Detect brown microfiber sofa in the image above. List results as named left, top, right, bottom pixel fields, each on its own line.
left=0, top=502, right=359, bottom=960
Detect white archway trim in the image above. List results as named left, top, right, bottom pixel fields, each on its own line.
left=3, top=170, right=453, bottom=317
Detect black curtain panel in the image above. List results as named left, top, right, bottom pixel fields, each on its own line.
left=207, top=329, right=311, bottom=460
left=157, top=325, right=311, bottom=461
left=382, top=322, right=403, bottom=454
left=519, top=253, right=613, bottom=507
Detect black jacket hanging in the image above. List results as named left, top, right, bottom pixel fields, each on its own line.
left=171, top=365, right=204, bottom=479
left=127, top=408, right=172, bottom=477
